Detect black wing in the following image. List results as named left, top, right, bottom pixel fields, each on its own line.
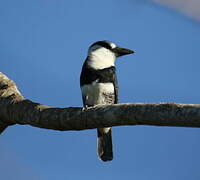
left=113, top=71, right=118, bottom=104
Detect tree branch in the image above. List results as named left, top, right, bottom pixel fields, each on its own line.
left=1, top=72, right=200, bottom=134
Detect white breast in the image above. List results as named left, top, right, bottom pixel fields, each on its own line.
left=81, top=82, right=114, bottom=106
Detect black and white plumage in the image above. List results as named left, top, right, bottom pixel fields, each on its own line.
left=80, top=40, right=134, bottom=161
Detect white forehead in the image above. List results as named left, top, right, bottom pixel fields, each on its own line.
left=89, top=42, right=117, bottom=52
left=109, top=42, right=117, bottom=49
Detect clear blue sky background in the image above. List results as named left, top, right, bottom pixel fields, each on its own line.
left=1, top=0, right=200, bottom=179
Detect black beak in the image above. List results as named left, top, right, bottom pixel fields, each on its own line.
left=112, top=47, right=135, bottom=57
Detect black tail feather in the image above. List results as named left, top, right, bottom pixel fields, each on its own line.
left=97, top=128, right=113, bottom=162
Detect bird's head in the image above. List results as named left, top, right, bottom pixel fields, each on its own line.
left=87, top=40, right=134, bottom=69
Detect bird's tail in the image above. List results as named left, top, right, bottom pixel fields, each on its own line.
left=97, top=128, right=113, bottom=162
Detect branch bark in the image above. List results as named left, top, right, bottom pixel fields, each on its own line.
left=1, top=72, right=200, bottom=134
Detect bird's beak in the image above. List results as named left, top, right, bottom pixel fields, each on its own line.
left=113, top=47, right=135, bottom=57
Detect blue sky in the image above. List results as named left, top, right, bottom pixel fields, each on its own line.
left=1, top=0, right=200, bottom=179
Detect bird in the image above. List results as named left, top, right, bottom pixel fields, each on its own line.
left=80, top=40, right=134, bottom=161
